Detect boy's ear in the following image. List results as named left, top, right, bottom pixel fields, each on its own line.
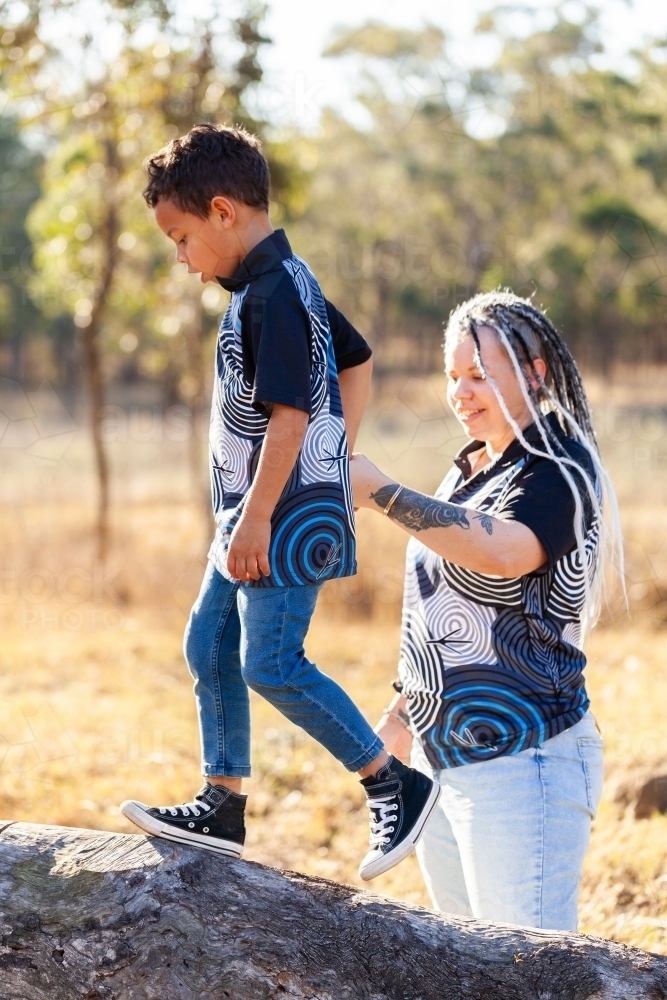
left=210, top=195, right=236, bottom=228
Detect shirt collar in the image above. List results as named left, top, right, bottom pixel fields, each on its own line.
left=453, top=412, right=566, bottom=482
left=216, top=229, right=292, bottom=293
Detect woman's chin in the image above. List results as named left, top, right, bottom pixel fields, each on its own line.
left=458, top=415, right=486, bottom=437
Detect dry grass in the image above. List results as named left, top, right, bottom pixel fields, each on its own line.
left=0, top=373, right=666, bottom=952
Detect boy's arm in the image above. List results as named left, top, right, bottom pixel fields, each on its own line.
left=338, top=355, right=373, bottom=450
left=227, top=403, right=308, bottom=582
left=323, top=298, right=373, bottom=450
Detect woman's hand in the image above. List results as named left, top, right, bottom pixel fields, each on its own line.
left=350, top=453, right=396, bottom=509
left=374, top=696, right=413, bottom=765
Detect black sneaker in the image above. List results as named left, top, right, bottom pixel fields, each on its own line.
left=120, top=783, right=246, bottom=857
left=358, top=756, right=441, bottom=880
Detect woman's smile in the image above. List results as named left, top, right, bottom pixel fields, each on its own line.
left=457, top=407, right=485, bottom=424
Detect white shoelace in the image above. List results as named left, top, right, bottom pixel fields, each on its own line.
left=367, top=797, right=398, bottom=847
left=158, top=799, right=212, bottom=819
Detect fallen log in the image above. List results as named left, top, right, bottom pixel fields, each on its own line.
left=0, top=821, right=665, bottom=1000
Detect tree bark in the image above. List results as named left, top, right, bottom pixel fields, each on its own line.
left=0, top=822, right=665, bottom=1000
left=184, top=294, right=210, bottom=521
left=80, top=139, right=119, bottom=565
left=79, top=306, right=110, bottom=564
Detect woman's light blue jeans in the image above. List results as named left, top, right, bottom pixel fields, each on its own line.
left=183, top=562, right=383, bottom=778
left=411, top=710, right=604, bottom=930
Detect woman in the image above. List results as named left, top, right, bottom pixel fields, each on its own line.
left=351, top=291, right=622, bottom=930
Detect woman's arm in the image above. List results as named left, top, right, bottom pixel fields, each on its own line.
left=351, top=454, right=547, bottom=578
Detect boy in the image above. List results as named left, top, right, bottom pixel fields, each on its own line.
left=121, top=124, right=439, bottom=880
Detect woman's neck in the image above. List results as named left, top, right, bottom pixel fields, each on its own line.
left=484, top=431, right=515, bottom=463
left=466, top=436, right=511, bottom=478
left=482, top=412, right=535, bottom=465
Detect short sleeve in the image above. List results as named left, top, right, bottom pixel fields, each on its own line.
left=243, top=271, right=312, bottom=416
left=497, top=448, right=595, bottom=570
left=325, top=299, right=372, bottom=372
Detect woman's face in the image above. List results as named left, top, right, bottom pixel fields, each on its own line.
left=445, top=325, right=546, bottom=446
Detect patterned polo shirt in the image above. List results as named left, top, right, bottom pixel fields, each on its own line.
left=400, top=414, right=599, bottom=769
left=207, top=229, right=368, bottom=587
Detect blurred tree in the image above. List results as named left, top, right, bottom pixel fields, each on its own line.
left=8, top=0, right=276, bottom=559
left=7, top=0, right=667, bottom=548
left=0, top=116, right=43, bottom=380
left=309, top=21, right=480, bottom=372
left=296, top=7, right=667, bottom=375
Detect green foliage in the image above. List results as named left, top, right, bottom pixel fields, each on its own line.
left=578, top=195, right=649, bottom=236
left=7, top=0, right=285, bottom=395
left=8, top=2, right=667, bottom=387
left=635, top=145, right=667, bottom=190
left=397, top=284, right=442, bottom=321
left=285, top=9, right=667, bottom=370
left=0, top=116, right=43, bottom=373
left=324, top=21, right=444, bottom=60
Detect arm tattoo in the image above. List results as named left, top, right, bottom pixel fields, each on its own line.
left=370, top=485, right=470, bottom=532
left=474, top=513, right=494, bottom=535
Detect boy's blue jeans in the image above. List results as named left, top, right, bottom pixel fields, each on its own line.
left=183, top=561, right=384, bottom=778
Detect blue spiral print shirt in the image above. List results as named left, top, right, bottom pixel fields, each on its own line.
left=400, top=415, right=599, bottom=769
left=207, top=230, right=361, bottom=587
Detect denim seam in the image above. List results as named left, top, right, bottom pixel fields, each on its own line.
left=273, top=587, right=382, bottom=772
left=202, top=764, right=250, bottom=778
left=577, top=738, right=599, bottom=813
left=209, top=580, right=240, bottom=777
left=536, top=751, right=546, bottom=928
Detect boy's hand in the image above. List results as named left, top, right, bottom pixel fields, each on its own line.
left=227, top=513, right=271, bottom=581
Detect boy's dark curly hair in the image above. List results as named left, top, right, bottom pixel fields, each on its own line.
left=143, top=123, right=270, bottom=217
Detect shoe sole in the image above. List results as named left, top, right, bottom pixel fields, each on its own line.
left=120, top=800, right=244, bottom=858
left=358, top=781, right=441, bottom=881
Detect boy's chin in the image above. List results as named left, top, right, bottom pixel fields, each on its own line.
left=212, top=265, right=238, bottom=281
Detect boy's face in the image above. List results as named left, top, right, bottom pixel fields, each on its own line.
left=154, top=197, right=242, bottom=282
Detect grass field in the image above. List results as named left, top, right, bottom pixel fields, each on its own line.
left=1, top=371, right=666, bottom=954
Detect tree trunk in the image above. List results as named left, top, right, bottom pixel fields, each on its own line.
left=79, top=309, right=110, bottom=564
left=80, top=141, right=119, bottom=565
left=184, top=295, right=210, bottom=521
left=0, top=821, right=665, bottom=1000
